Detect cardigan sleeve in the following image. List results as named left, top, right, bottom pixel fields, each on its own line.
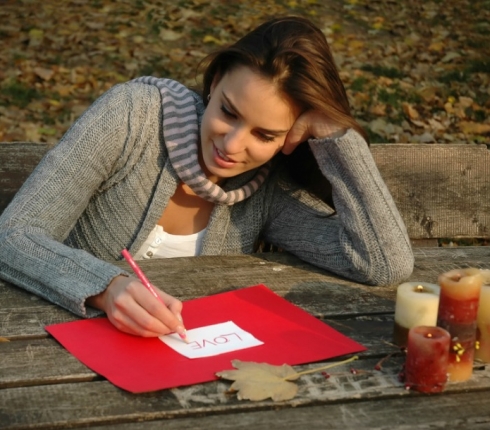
left=262, top=129, right=414, bottom=286
left=0, top=82, right=157, bottom=317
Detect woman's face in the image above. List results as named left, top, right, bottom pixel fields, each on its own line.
left=200, top=65, right=300, bottom=183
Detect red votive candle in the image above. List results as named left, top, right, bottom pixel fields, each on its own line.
left=405, top=326, right=450, bottom=393
left=437, top=268, right=482, bottom=382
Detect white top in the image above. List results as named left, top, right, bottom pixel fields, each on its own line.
left=133, top=224, right=206, bottom=260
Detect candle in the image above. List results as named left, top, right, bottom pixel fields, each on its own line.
left=437, top=268, right=482, bottom=382
left=405, top=325, right=450, bottom=393
left=475, top=270, right=490, bottom=363
left=393, top=282, right=440, bottom=347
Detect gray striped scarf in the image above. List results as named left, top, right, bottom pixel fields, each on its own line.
left=132, top=76, right=270, bottom=205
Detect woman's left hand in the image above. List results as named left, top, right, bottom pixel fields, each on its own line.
left=282, top=110, right=346, bottom=155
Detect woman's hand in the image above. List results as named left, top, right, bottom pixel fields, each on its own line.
left=282, top=110, right=346, bottom=155
left=86, top=275, right=184, bottom=337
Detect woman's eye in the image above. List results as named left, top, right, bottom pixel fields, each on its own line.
left=257, top=133, right=275, bottom=143
left=220, top=105, right=236, bottom=118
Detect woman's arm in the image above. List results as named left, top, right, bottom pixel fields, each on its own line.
left=0, top=82, right=172, bottom=321
left=263, top=128, right=414, bottom=286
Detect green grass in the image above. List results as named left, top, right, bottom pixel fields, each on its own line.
left=360, top=64, right=404, bottom=79
left=0, top=81, right=42, bottom=108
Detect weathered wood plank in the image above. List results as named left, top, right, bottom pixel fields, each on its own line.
left=87, top=391, right=490, bottom=430
left=0, top=316, right=396, bottom=389
left=0, top=254, right=397, bottom=338
left=371, top=143, right=490, bottom=239
left=0, top=357, right=488, bottom=429
left=411, top=246, right=490, bottom=283
left=2, top=249, right=490, bottom=339
left=0, top=142, right=51, bottom=214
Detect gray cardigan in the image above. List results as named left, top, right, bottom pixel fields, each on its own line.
left=0, top=81, right=414, bottom=317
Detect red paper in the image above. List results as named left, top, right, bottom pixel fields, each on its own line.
left=46, top=285, right=365, bottom=392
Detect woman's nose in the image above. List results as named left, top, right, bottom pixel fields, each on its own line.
left=223, top=126, right=247, bottom=154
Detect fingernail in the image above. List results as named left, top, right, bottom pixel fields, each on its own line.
left=176, top=313, right=183, bottom=323
left=176, top=326, right=189, bottom=343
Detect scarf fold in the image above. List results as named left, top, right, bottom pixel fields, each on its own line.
left=131, top=76, right=270, bottom=205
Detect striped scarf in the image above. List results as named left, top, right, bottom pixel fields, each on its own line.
left=132, top=76, right=270, bottom=205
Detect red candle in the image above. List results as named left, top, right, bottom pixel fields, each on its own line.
left=437, top=268, right=482, bottom=382
left=405, top=326, right=450, bottom=393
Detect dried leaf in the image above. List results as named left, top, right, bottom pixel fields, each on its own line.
left=459, top=121, right=490, bottom=135
left=217, top=360, right=299, bottom=401
left=217, top=356, right=359, bottom=402
left=159, top=29, right=182, bottom=41
left=402, top=102, right=419, bottom=120
left=33, top=67, right=54, bottom=81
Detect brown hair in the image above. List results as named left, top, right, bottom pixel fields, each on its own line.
left=200, top=16, right=368, bottom=206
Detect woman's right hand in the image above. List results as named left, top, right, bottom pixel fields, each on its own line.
left=86, top=275, right=185, bottom=337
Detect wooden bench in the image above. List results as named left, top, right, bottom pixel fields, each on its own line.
left=2, top=141, right=489, bottom=247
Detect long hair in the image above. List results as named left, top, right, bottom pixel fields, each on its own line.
left=200, top=16, right=368, bottom=206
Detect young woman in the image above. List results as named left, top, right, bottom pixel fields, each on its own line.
left=0, top=17, right=414, bottom=338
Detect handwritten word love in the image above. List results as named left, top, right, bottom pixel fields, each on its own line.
left=188, top=332, right=243, bottom=350
left=160, top=321, right=264, bottom=359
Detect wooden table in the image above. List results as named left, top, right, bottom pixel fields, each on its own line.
left=1, top=248, right=490, bottom=429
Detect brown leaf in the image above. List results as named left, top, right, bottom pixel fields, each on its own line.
left=459, top=121, right=490, bottom=135
left=216, top=360, right=299, bottom=401
left=402, top=102, right=419, bottom=120
left=0, top=337, right=10, bottom=342
left=217, top=356, right=359, bottom=402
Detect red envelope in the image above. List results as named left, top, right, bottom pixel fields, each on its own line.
left=46, top=284, right=366, bottom=393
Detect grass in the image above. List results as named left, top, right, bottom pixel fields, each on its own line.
left=360, top=64, right=404, bottom=79
left=0, top=81, right=42, bottom=108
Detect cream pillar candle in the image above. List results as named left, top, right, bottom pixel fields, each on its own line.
left=437, top=268, right=482, bottom=382
left=476, top=269, right=490, bottom=362
left=393, top=282, right=440, bottom=347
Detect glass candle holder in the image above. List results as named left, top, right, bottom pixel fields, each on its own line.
left=405, top=325, right=450, bottom=393
left=393, top=282, right=440, bottom=348
left=437, top=268, right=482, bottom=382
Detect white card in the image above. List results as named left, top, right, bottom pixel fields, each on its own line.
left=159, top=321, right=264, bottom=359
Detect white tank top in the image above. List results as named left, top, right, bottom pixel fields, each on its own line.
left=133, top=224, right=206, bottom=260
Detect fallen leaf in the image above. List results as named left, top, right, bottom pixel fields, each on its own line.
left=217, top=356, right=359, bottom=402
left=370, top=103, right=387, bottom=116
left=441, top=51, right=461, bottom=63
left=159, top=29, right=182, bottom=41
left=217, top=360, right=299, bottom=401
left=457, top=96, right=473, bottom=109
left=459, top=121, right=490, bottom=135
left=402, top=102, right=419, bottom=120
left=202, top=35, right=224, bottom=45
left=33, top=67, right=54, bottom=81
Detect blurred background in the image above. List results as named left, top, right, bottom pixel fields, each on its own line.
left=0, top=0, right=489, bottom=145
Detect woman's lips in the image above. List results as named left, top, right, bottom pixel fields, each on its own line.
left=213, top=144, right=237, bottom=168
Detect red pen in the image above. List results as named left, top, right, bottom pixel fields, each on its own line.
left=121, top=249, right=188, bottom=343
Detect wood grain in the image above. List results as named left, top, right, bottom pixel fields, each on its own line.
left=87, top=391, right=490, bottom=430
left=371, top=143, right=490, bottom=239
left=0, top=142, right=51, bottom=214
left=1, top=357, right=488, bottom=429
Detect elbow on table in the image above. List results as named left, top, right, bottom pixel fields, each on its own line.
left=361, top=252, right=415, bottom=287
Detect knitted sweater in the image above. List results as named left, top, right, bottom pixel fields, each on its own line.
left=0, top=81, right=414, bottom=318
